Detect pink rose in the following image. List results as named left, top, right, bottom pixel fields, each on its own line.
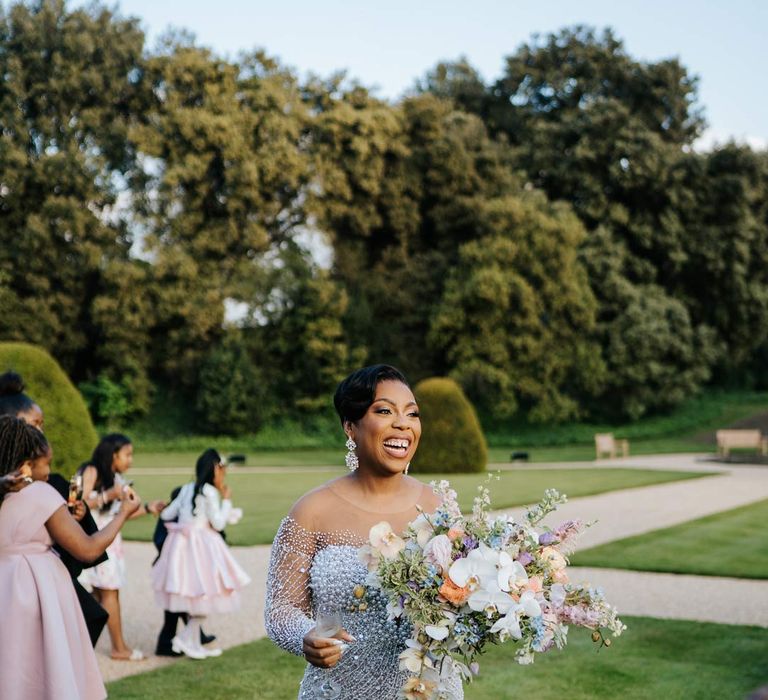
left=424, top=534, right=453, bottom=573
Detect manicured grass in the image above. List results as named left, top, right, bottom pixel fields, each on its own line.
left=571, top=498, right=768, bottom=579
left=121, top=467, right=712, bottom=546
left=106, top=617, right=768, bottom=699
left=132, top=438, right=708, bottom=470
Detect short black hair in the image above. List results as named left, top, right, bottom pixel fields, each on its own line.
left=0, top=415, right=49, bottom=476
left=0, top=371, right=37, bottom=417
left=333, top=364, right=410, bottom=425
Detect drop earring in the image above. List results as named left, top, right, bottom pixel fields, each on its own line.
left=404, top=462, right=410, bottom=475
left=345, top=437, right=358, bottom=471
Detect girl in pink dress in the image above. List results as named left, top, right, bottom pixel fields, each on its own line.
left=151, top=448, right=250, bottom=659
left=0, top=416, right=140, bottom=700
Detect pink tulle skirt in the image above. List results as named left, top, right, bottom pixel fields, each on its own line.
left=151, top=523, right=251, bottom=616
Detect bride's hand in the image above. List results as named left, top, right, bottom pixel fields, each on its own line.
left=303, top=628, right=355, bottom=668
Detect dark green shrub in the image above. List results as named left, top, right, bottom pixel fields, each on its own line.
left=79, top=374, right=132, bottom=427
left=196, top=333, right=264, bottom=435
left=0, top=342, right=97, bottom=477
left=410, top=377, right=487, bottom=473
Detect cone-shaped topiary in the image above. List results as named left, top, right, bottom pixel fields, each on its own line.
left=0, top=342, right=97, bottom=477
left=410, top=377, right=487, bottom=473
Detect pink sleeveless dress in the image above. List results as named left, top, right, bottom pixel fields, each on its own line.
left=0, top=481, right=106, bottom=700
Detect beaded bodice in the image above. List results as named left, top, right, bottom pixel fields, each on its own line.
left=265, top=516, right=463, bottom=699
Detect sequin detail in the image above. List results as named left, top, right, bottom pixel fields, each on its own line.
left=265, top=516, right=463, bottom=699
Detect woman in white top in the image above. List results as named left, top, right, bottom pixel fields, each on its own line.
left=151, top=449, right=251, bottom=659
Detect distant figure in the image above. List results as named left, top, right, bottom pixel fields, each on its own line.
left=152, top=448, right=250, bottom=659
left=0, top=416, right=140, bottom=700
left=78, top=434, right=165, bottom=661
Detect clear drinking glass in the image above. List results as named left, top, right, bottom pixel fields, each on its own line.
left=312, top=607, right=343, bottom=699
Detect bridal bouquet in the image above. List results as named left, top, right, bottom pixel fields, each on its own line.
left=358, top=480, right=625, bottom=700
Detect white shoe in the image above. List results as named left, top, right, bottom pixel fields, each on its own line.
left=203, top=647, right=223, bottom=658
left=171, top=636, right=207, bottom=660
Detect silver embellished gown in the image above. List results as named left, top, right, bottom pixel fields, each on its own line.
left=265, top=516, right=463, bottom=699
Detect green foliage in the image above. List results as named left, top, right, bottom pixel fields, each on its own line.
left=0, top=0, right=147, bottom=384
left=79, top=375, right=133, bottom=426
left=0, top=342, right=97, bottom=477
left=132, top=42, right=311, bottom=386
left=410, top=377, right=487, bottom=473
left=195, top=332, right=263, bottom=435
left=429, top=192, right=604, bottom=421
left=1, top=7, right=767, bottom=430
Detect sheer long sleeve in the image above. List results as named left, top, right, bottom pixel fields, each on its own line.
left=264, top=516, right=316, bottom=656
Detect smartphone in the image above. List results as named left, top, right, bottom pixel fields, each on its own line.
left=67, top=474, right=83, bottom=511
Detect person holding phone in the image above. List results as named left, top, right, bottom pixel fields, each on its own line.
left=78, top=434, right=165, bottom=661
left=0, top=370, right=110, bottom=645
left=0, top=416, right=141, bottom=700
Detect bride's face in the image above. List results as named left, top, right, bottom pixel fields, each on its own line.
left=348, top=380, right=421, bottom=475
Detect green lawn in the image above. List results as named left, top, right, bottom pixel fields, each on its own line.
left=106, top=616, right=768, bottom=699
left=130, top=437, right=712, bottom=469
left=571, top=498, right=768, bottom=579
left=121, top=467, right=712, bottom=546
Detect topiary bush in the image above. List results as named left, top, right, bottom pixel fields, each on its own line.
left=410, top=377, right=487, bottom=473
left=0, top=342, right=97, bottom=477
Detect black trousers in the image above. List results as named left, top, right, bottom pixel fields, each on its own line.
left=74, top=578, right=109, bottom=647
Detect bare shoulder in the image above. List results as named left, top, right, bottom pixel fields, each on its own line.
left=287, top=477, right=346, bottom=531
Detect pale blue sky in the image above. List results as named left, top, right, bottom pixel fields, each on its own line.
left=92, top=0, right=766, bottom=149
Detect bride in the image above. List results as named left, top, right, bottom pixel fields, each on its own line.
left=265, top=365, right=464, bottom=699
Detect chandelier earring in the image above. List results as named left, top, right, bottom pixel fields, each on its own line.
left=345, top=437, right=359, bottom=471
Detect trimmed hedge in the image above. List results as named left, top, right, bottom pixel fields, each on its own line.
left=410, top=377, right=487, bottom=473
left=0, top=342, right=97, bottom=477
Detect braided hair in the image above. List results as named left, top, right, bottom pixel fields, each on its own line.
left=0, top=415, right=49, bottom=476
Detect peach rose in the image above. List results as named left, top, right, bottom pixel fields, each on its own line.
left=439, top=577, right=471, bottom=606
left=525, top=576, right=543, bottom=594
left=553, top=569, right=569, bottom=584
left=447, top=527, right=464, bottom=541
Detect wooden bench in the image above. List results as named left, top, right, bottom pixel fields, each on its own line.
left=716, top=429, right=768, bottom=458
left=594, top=433, right=629, bottom=460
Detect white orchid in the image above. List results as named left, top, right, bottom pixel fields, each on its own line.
left=448, top=545, right=496, bottom=591
left=468, top=581, right=514, bottom=618
left=489, top=590, right=543, bottom=641
left=398, top=638, right=433, bottom=673
left=503, top=560, right=529, bottom=592
left=424, top=624, right=450, bottom=641
left=369, top=521, right=405, bottom=559
left=410, top=513, right=435, bottom=547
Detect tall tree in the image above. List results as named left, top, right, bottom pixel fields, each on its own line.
left=131, top=41, right=311, bottom=385
left=0, top=0, right=147, bottom=385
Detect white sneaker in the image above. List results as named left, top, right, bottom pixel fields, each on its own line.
left=171, top=636, right=207, bottom=660
left=203, top=647, right=223, bottom=658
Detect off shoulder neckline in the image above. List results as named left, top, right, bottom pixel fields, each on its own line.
left=324, top=480, right=430, bottom=515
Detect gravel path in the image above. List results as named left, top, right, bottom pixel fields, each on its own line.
left=98, top=454, right=768, bottom=683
